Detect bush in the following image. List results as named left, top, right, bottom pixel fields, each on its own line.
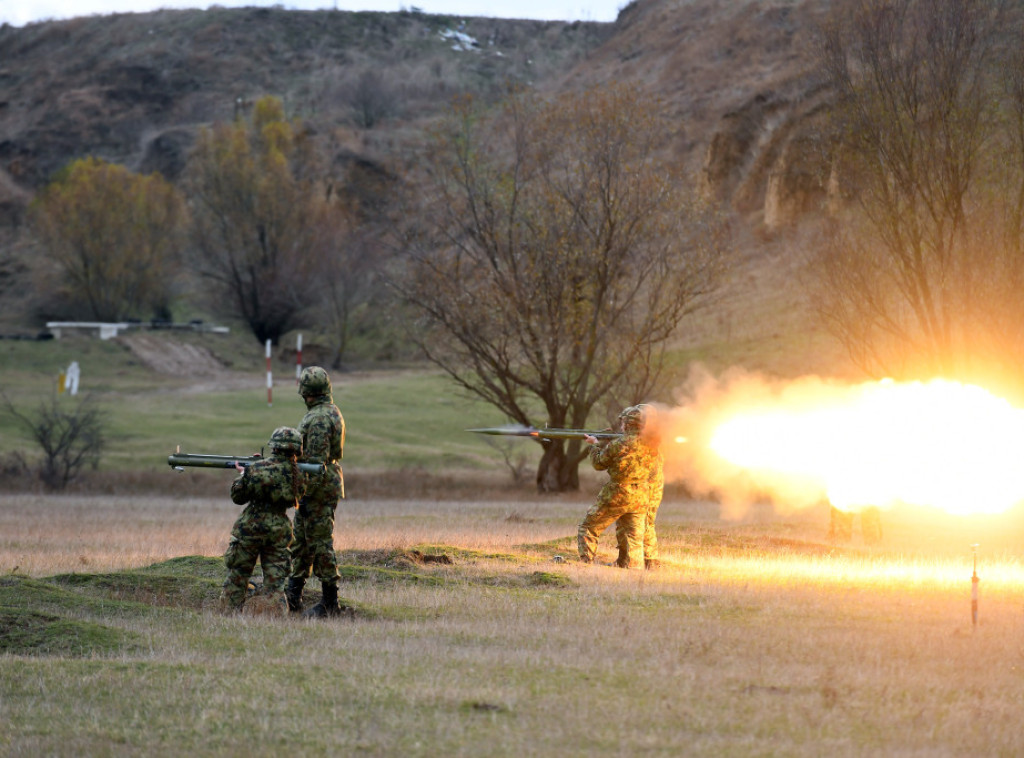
left=1, top=393, right=106, bottom=490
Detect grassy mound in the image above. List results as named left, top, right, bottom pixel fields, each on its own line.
left=0, top=608, right=135, bottom=657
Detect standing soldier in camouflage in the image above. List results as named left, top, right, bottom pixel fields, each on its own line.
left=635, top=404, right=665, bottom=570
left=829, top=505, right=883, bottom=545
left=220, top=426, right=303, bottom=614
left=286, top=366, right=347, bottom=618
left=578, top=405, right=661, bottom=568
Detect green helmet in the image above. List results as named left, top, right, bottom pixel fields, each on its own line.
left=269, top=426, right=302, bottom=456
left=298, top=366, right=331, bottom=397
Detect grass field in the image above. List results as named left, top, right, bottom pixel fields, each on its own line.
left=0, top=332, right=518, bottom=488
left=3, top=494, right=1024, bottom=756
left=4, top=333, right=1024, bottom=755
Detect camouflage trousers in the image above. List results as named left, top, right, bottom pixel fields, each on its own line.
left=577, top=482, right=647, bottom=568
left=222, top=508, right=293, bottom=610
left=642, top=498, right=661, bottom=562
left=290, top=497, right=340, bottom=585
left=829, top=506, right=883, bottom=545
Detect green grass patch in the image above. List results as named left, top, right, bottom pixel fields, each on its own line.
left=0, top=608, right=136, bottom=657
left=0, top=335, right=520, bottom=479
left=0, top=575, right=150, bottom=616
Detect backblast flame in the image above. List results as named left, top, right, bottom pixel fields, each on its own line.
left=660, top=375, right=1024, bottom=516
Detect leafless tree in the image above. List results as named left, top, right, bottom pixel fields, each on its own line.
left=319, top=225, right=389, bottom=367
left=396, top=85, right=730, bottom=492
left=345, top=69, right=397, bottom=129
left=812, top=0, right=1024, bottom=389
left=2, top=392, right=106, bottom=491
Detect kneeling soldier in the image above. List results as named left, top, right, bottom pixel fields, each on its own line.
left=220, top=427, right=304, bottom=614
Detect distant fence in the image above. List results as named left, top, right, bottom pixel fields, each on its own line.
left=39, top=320, right=231, bottom=340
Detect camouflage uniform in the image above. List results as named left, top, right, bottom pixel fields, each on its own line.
left=288, top=366, right=346, bottom=617
left=641, top=445, right=665, bottom=569
left=577, top=406, right=661, bottom=568
left=221, top=428, right=303, bottom=612
left=829, top=505, right=883, bottom=545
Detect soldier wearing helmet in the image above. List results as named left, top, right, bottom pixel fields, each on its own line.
left=577, top=404, right=662, bottom=568
left=220, top=426, right=303, bottom=614
left=286, top=366, right=348, bottom=618
left=634, top=404, right=665, bottom=570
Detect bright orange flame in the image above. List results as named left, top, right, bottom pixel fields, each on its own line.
left=705, top=378, right=1024, bottom=515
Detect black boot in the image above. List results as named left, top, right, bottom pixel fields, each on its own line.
left=285, top=577, right=305, bottom=613
left=303, top=581, right=343, bottom=618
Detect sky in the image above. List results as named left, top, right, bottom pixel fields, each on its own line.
left=0, top=0, right=625, bottom=27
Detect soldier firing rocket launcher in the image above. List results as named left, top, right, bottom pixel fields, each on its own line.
left=467, top=425, right=622, bottom=442
left=167, top=450, right=324, bottom=474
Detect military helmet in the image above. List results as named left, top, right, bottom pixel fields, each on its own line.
left=619, top=403, right=655, bottom=431
left=298, top=366, right=331, bottom=397
left=269, top=426, right=302, bottom=456
left=619, top=405, right=643, bottom=430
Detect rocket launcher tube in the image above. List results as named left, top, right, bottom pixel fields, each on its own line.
left=467, top=426, right=622, bottom=442
left=168, top=452, right=324, bottom=475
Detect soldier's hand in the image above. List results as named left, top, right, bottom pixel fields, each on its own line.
left=234, top=461, right=245, bottom=472
left=584, top=435, right=598, bottom=445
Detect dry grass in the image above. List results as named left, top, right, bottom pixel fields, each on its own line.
left=3, top=493, right=1024, bottom=755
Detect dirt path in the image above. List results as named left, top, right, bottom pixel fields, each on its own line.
left=121, top=334, right=228, bottom=377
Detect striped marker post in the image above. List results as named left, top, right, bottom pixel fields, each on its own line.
left=296, top=333, right=303, bottom=384
left=265, top=339, right=273, bottom=407
left=971, top=543, right=979, bottom=630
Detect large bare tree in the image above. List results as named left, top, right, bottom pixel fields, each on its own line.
left=813, top=0, right=1024, bottom=391
left=398, top=85, right=730, bottom=492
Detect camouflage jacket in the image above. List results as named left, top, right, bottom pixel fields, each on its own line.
left=230, top=454, right=302, bottom=514
left=590, top=431, right=661, bottom=488
left=299, top=394, right=345, bottom=496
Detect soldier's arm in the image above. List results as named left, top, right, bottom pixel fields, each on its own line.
left=230, top=470, right=251, bottom=504
left=590, top=438, right=619, bottom=471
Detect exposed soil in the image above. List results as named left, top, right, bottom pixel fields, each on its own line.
left=120, top=334, right=227, bottom=377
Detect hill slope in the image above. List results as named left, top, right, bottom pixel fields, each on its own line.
left=0, top=1, right=852, bottom=377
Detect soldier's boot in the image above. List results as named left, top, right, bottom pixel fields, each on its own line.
left=303, top=581, right=344, bottom=619
left=285, top=577, right=305, bottom=613
left=644, top=558, right=661, bottom=571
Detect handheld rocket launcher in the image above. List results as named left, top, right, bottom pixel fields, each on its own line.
left=467, top=426, right=622, bottom=442
left=167, top=451, right=324, bottom=475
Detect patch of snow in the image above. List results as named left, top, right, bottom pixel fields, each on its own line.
left=439, top=28, right=481, bottom=52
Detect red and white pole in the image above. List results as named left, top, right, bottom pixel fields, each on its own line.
left=971, top=543, right=980, bottom=631
left=265, top=339, right=273, bottom=407
left=296, top=333, right=303, bottom=384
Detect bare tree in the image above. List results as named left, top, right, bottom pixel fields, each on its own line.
left=345, top=69, right=397, bottom=129
left=2, top=393, right=106, bottom=491
left=319, top=226, right=388, bottom=367
left=397, top=85, right=730, bottom=492
left=812, top=0, right=1024, bottom=387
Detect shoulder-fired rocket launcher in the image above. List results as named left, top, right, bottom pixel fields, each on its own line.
left=167, top=451, right=324, bottom=474
left=467, top=426, right=622, bottom=442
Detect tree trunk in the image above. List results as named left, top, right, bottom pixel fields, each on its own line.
left=535, top=440, right=582, bottom=493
